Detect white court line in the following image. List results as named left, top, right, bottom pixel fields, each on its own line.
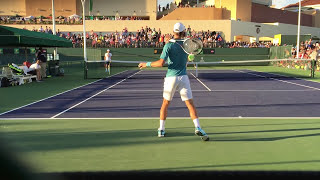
left=234, top=69, right=320, bottom=91
left=190, top=72, right=212, bottom=91
left=0, top=70, right=129, bottom=117
left=2, top=117, right=320, bottom=120
left=50, top=70, right=142, bottom=118
left=103, top=89, right=316, bottom=92
left=246, top=69, right=320, bottom=84
left=103, top=89, right=209, bottom=92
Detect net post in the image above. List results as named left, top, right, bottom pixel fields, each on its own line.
left=311, top=59, right=316, bottom=78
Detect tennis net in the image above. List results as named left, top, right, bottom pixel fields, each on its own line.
left=84, top=58, right=318, bottom=80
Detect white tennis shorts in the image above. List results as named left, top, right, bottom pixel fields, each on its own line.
left=163, top=75, right=193, bottom=101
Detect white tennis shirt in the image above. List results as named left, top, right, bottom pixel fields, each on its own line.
left=105, top=52, right=112, bottom=62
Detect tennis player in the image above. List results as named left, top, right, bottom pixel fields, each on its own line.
left=138, top=22, right=209, bottom=141
left=104, top=49, right=112, bottom=75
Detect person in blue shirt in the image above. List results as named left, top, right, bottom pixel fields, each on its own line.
left=138, top=22, right=209, bottom=141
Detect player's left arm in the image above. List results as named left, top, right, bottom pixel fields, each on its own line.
left=139, top=43, right=169, bottom=69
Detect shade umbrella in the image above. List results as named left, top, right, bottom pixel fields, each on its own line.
left=0, top=25, right=73, bottom=47
left=68, top=14, right=80, bottom=19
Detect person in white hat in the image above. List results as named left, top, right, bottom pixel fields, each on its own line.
left=104, top=49, right=112, bottom=75
left=138, top=22, right=209, bottom=141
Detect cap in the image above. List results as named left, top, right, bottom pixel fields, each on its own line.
left=107, top=49, right=110, bottom=51
left=173, top=22, right=186, bottom=33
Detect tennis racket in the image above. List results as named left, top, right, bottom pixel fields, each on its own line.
left=174, top=38, right=203, bottom=68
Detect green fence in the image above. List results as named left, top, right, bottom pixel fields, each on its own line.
left=269, top=45, right=293, bottom=59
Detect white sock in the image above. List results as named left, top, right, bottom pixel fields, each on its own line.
left=159, top=120, right=165, bottom=130
left=193, top=118, right=200, bottom=128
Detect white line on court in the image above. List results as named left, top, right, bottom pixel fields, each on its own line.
left=103, top=89, right=316, bottom=92
left=234, top=69, right=320, bottom=91
left=0, top=70, right=129, bottom=117
left=50, top=70, right=142, bottom=118
left=2, top=117, right=320, bottom=120
left=246, top=69, right=320, bottom=84
left=190, top=72, right=212, bottom=91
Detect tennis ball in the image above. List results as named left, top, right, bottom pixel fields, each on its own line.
left=222, top=60, right=225, bottom=62
left=188, top=54, right=195, bottom=61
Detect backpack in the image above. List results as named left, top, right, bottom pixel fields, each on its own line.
left=0, top=77, right=10, bottom=87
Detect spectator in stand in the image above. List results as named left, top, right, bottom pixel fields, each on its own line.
left=38, top=26, right=44, bottom=32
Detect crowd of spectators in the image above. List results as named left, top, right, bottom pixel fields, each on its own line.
left=65, top=26, right=227, bottom=49
left=291, top=39, right=320, bottom=59
left=19, top=23, right=320, bottom=58
left=27, top=24, right=289, bottom=50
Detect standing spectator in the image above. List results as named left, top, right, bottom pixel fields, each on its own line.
left=36, top=47, right=47, bottom=79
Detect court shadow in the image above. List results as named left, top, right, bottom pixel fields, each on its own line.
left=147, top=159, right=320, bottom=171
left=0, top=128, right=209, bottom=152
left=213, top=132, right=320, bottom=141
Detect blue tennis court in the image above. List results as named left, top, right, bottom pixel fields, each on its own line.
left=1, top=69, right=320, bottom=119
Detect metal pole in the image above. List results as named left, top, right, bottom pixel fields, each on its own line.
left=81, top=0, right=87, bottom=62
left=52, top=0, right=57, bottom=60
left=296, top=0, right=301, bottom=59
left=81, top=0, right=87, bottom=79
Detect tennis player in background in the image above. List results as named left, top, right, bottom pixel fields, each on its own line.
left=104, top=49, right=112, bottom=75
left=138, top=22, right=209, bottom=141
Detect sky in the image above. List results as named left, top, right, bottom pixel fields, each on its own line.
left=272, top=0, right=300, bottom=9
left=157, top=0, right=301, bottom=9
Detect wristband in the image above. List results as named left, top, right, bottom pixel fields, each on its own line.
left=146, top=62, right=152, bottom=67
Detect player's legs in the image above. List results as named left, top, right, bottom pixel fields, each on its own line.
left=158, top=77, right=178, bottom=137
left=105, top=62, right=109, bottom=72
left=179, top=75, right=209, bottom=141
left=107, top=63, right=111, bottom=75
left=158, top=98, right=170, bottom=137
left=184, top=99, right=198, bottom=120
left=160, top=98, right=170, bottom=120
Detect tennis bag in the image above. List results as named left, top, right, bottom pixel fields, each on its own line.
left=8, top=63, right=24, bottom=75
left=0, top=77, right=10, bottom=87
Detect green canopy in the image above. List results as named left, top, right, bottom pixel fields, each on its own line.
left=0, top=25, right=72, bottom=47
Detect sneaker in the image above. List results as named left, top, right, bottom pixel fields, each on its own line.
left=195, top=127, right=209, bottom=141
left=158, top=129, right=165, bottom=137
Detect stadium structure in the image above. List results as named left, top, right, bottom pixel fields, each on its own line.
left=0, top=0, right=320, bottom=44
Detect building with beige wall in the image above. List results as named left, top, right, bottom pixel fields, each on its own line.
left=1, top=0, right=320, bottom=44
left=0, top=0, right=77, bottom=17
left=76, top=0, right=157, bottom=20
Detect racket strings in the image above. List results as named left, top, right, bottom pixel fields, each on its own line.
left=183, top=39, right=203, bottom=55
